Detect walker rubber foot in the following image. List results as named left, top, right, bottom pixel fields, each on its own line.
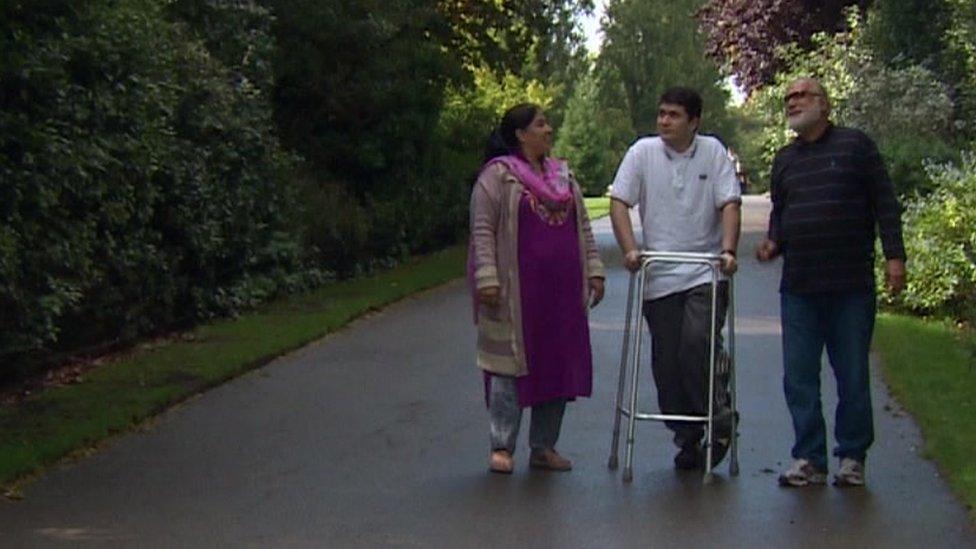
left=608, top=456, right=619, bottom=470
left=623, top=468, right=633, bottom=483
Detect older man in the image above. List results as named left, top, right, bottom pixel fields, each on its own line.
left=756, top=78, right=906, bottom=487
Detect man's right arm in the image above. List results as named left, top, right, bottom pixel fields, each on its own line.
left=610, top=198, right=641, bottom=272
left=609, top=144, right=643, bottom=272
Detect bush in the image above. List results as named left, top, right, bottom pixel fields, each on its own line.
left=880, top=152, right=976, bottom=320
left=0, top=0, right=309, bottom=373
left=880, top=134, right=959, bottom=196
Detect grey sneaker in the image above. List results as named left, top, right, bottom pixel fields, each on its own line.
left=778, top=459, right=827, bottom=487
left=834, top=458, right=865, bottom=487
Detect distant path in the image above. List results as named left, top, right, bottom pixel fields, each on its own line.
left=0, top=196, right=972, bottom=547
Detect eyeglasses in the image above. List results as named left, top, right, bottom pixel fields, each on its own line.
left=784, top=90, right=822, bottom=104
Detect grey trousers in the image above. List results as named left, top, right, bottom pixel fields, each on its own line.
left=642, top=282, right=728, bottom=448
left=488, top=375, right=567, bottom=453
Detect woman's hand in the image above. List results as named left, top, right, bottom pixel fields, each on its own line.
left=588, top=277, right=605, bottom=308
left=478, top=286, right=500, bottom=308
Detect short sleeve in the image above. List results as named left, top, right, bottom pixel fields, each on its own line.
left=609, top=144, right=643, bottom=207
left=712, top=143, right=741, bottom=210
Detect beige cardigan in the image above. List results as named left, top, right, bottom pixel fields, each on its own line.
left=469, top=161, right=605, bottom=377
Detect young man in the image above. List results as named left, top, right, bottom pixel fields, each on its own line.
left=757, top=77, right=906, bottom=487
left=609, top=87, right=741, bottom=469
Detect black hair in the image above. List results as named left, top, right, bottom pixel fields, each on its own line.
left=659, top=87, right=703, bottom=121
left=482, top=102, right=540, bottom=163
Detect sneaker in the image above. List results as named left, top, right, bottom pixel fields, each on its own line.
left=778, top=459, right=827, bottom=487
left=834, top=458, right=865, bottom=487
left=674, top=442, right=703, bottom=470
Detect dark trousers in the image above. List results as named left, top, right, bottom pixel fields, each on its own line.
left=781, top=290, right=876, bottom=470
left=642, top=282, right=728, bottom=449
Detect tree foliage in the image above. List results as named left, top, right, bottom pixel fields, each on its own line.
left=696, top=0, right=870, bottom=94
left=438, top=0, right=593, bottom=77
left=599, top=0, right=734, bottom=138
left=0, top=0, right=617, bottom=375
left=744, top=11, right=958, bottom=194
left=554, top=66, right=633, bottom=196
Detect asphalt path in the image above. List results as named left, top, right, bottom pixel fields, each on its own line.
left=0, top=196, right=973, bottom=548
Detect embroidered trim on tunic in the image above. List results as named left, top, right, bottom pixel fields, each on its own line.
left=523, top=190, right=572, bottom=226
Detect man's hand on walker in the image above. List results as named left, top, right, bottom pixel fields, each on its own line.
left=720, top=251, right=738, bottom=275
left=885, top=258, right=906, bottom=296
left=588, top=277, right=605, bottom=308
left=478, top=286, right=500, bottom=308
left=623, top=249, right=641, bottom=272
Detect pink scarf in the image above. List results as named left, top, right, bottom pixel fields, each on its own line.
left=483, top=154, right=573, bottom=208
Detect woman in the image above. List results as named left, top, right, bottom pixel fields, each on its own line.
left=468, top=103, right=605, bottom=474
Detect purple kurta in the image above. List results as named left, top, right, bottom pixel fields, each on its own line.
left=486, top=193, right=594, bottom=408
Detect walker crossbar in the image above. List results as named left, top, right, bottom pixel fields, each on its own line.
left=607, top=251, right=739, bottom=484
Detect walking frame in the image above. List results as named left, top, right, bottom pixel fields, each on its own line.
left=608, top=251, right=739, bottom=484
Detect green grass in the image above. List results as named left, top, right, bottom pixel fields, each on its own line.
left=0, top=245, right=466, bottom=491
left=874, top=313, right=976, bottom=516
left=584, top=196, right=610, bottom=220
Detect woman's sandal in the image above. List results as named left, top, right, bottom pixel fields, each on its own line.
left=529, top=448, right=572, bottom=472
left=489, top=450, right=514, bottom=474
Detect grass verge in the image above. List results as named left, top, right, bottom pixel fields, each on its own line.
left=874, top=313, right=976, bottom=516
left=0, top=245, right=466, bottom=492
left=584, top=196, right=610, bottom=220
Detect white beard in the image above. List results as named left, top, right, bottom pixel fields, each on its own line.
left=788, top=104, right=823, bottom=132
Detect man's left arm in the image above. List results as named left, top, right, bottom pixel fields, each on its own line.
left=720, top=202, right=741, bottom=275
left=861, top=134, right=907, bottom=294
left=714, top=144, right=742, bottom=275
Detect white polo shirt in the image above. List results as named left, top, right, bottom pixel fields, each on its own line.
left=610, top=134, right=741, bottom=300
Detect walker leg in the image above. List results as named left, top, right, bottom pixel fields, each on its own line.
left=609, top=273, right=638, bottom=470
left=623, top=273, right=645, bottom=483
left=728, top=278, right=740, bottom=477
left=729, top=411, right=740, bottom=477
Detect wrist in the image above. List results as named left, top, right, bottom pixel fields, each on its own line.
left=722, top=248, right=736, bottom=257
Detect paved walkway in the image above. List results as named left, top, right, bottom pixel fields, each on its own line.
left=0, top=197, right=973, bottom=547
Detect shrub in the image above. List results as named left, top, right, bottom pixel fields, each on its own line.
left=0, top=0, right=309, bottom=373
left=880, top=152, right=976, bottom=321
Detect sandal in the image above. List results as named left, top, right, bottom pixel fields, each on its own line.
left=489, top=450, right=514, bottom=474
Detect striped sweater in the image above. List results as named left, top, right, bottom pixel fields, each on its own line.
left=768, top=125, right=906, bottom=293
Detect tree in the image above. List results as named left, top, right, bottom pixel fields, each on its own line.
left=599, top=0, right=734, bottom=138
left=696, top=0, right=871, bottom=94
left=554, top=66, right=633, bottom=195
left=745, top=11, right=957, bottom=194
left=269, top=0, right=458, bottom=191
left=437, top=0, right=594, bottom=77
left=437, top=1, right=594, bottom=129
